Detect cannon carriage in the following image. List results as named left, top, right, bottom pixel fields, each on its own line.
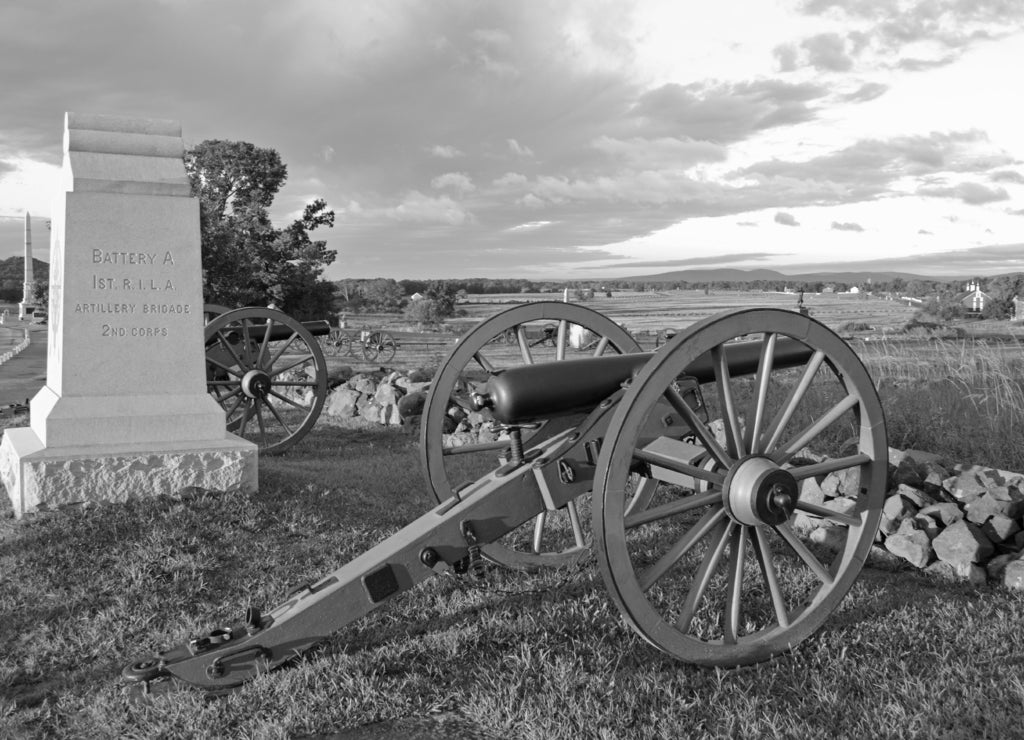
left=126, top=302, right=886, bottom=691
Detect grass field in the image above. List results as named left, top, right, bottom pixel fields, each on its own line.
left=3, top=291, right=1024, bottom=737
left=2, top=424, right=1023, bottom=738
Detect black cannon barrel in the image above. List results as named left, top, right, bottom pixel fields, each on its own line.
left=483, top=338, right=814, bottom=425
left=207, top=319, right=332, bottom=347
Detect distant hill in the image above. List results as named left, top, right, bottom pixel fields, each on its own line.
left=619, top=268, right=942, bottom=284
left=0, top=256, right=49, bottom=301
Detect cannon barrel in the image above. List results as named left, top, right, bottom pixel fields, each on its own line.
left=481, top=337, right=814, bottom=425
left=206, top=319, right=331, bottom=346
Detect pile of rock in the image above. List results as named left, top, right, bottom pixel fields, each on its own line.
left=319, top=367, right=434, bottom=427
left=318, top=371, right=1024, bottom=589
left=794, top=447, right=1024, bottom=589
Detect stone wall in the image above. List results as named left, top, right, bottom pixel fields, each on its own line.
left=321, top=368, right=1024, bottom=589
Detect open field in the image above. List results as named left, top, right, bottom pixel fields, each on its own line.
left=1, top=425, right=1023, bottom=738
left=4, top=291, right=1024, bottom=736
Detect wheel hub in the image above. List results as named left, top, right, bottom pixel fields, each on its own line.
left=241, top=369, right=272, bottom=399
left=724, top=455, right=799, bottom=527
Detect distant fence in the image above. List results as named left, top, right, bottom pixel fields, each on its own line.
left=0, top=329, right=30, bottom=367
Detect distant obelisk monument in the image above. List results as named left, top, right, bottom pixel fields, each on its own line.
left=18, top=212, right=34, bottom=319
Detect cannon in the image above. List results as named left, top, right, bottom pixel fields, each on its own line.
left=124, top=302, right=886, bottom=691
left=204, top=306, right=330, bottom=454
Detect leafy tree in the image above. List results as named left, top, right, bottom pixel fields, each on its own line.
left=185, top=140, right=337, bottom=320
left=404, top=297, right=442, bottom=328
left=357, top=278, right=405, bottom=311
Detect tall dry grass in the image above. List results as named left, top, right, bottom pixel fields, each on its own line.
left=855, top=337, right=1024, bottom=471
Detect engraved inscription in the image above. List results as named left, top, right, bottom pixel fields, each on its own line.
left=101, top=324, right=170, bottom=338
left=85, top=248, right=187, bottom=337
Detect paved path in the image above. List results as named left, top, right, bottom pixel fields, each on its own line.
left=0, top=322, right=46, bottom=407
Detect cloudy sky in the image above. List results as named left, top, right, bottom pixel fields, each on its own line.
left=1, top=0, right=1023, bottom=280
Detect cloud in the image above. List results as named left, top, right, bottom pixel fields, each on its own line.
left=797, top=0, right=1024, bottom=72
left=592, top=135, right=725, bottom=168
left=917, top=181, right=1009, bottom=204
left=840, top=82, right=889, bottom=102
left=630, top=79, right=829, bottom=144
left=429, top=144, right=463, bottom=159
left=580, top=252, right=782, bottom=270
left=775, top=212, right=800, bottom=226
left=507, top=138, right=534, bottom=157
left=991, top=170, right=1024, bottom=184
left=918, top=229, right=933, bottom=235
left=738, top=131, right=1013, bottom=205
left=831, top=221, right=864, bottom=231
left=507, top=220, right=552, bottom=232
left=343, top=191, right=473, bottom=225
left=431, top=172, right=476, bottom=192
left=802, top=33, right=854, bottom=71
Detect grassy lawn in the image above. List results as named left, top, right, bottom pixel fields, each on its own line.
left=2, top=421, right=1023, bottom=739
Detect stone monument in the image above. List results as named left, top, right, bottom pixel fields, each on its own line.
left=0, top=112, right=258, bottom=517
left=18, top=211, right=34, bottom=320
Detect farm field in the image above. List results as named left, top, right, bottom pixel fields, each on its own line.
left=453, top=289, right=918, bottom=336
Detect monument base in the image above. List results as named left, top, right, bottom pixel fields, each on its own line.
left=18, top=303, right=34, bottom=321
left=0, top=428, right=258, bottom=518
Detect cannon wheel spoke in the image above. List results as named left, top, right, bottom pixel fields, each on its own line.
left=421, top=301, right=642, bottom=571
left=595, top=307, right=886, bottom=666
left=205, top=307, right=328, bottom=455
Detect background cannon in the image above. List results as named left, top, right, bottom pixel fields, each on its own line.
left=125, top=303, right=886, bottom=690
left=204, top=306, right=329, bottom=454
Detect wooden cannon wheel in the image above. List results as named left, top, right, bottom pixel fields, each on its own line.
left=204, top=307, right=328, bottom=455
left=362, top=331, right=398, bottom=362
left=593, top=308, right=887, bottom=666
left=322, top=328, right=354, bottom=357
left=421, top=301, right=642, bottom=570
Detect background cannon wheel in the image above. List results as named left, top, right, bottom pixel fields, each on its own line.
left=594, top=308, right=886, bottom=666
left=362, top=331, right=397, bottom=362
left=323, top=328, right=353, bottom=357
left=203, top=303, right=233, bottom=323
left=205, top=307, right=328, bottom=455
left=421, top=301, right=642, bottom=570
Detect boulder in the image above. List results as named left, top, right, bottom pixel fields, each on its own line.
left=918, top=502, right=964, bottom=527
left=882, top=493, right=918, bottom=524
left=986, top=553, right=1018, bottom=581
left=359, top=400, right=383, bottom=423
left=892, top=458, right=924, bottom=488
left=966, top=492, right=1024, bottom=524
left=925, top=560, right=987, bottom=586
left=397, top=391, right=427, bottom=420
left=932, top=520, right=994, bottom=566
left=980, top=514, right=1020, bottom=544
left=911, top=513, right=940, bottom=540
left=1003, top=559, right=1024, bottom=590
left=407, top=367, right=434, bottom=383
left=324, top=388, right=362, bottom=418
left=884, top=520, right=933, bottom=568
left=374, top=382, right=404, bottom=407
left=809, top=527, right=845, bottom=551
left=895, top=484, right=936, bottom=509
left=348, top=374, right=380, bottom=394
left=948, top=470, right=991, bottom=502
left=326, top=365, right=354, bottom=388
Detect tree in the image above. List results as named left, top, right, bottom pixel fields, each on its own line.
left=357, top=278, right=405, bottom=311
left=185, top=140, right=337, bottom=320
left=404, top=297, right=442, bottom=328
